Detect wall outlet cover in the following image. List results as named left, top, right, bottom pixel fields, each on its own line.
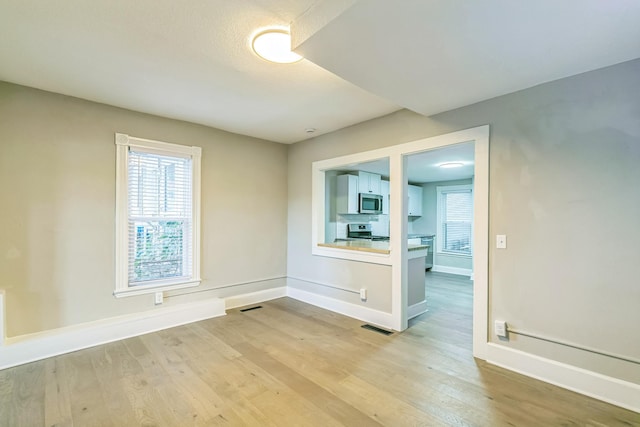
left=154, top=292, right=164, bottom=305
left=494, top=320, right=508, bottom=337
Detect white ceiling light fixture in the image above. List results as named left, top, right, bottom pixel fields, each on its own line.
left=252, top=29, right=302, bottom=64
left=439, top=162, right=464, bottom=169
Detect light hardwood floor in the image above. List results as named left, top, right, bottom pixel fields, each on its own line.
left=1, top=272, right=639, bottom=426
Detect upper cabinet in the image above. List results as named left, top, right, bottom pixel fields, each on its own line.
left=408, top=184, right=423, bottom=217
left=380, top=180, right=390, bottom=215
left=336, top=174, right=359, bottom=214
left=358, top=171, right=381, bottom=195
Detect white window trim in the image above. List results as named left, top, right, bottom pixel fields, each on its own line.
left=114, top=133, right=201, bottom=298
left=436, top=184, right=473, bottom=258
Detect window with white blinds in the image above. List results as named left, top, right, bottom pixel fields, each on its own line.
left=114, top=133, right=201, bottom=297
left=437, top=184, right=473, bottom=256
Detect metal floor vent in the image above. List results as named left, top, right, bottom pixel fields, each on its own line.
left=361, top=324, right=393, bottom=336
left=239, top=305, right=263, bottom=312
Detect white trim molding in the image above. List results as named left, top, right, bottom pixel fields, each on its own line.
left=431, top=265, right=473, bottom=277
left=486, top=343, right=640, bottom=413
left=286, top=280, right=394, bottom=330
left=0, top=290, right=5, bottom=347
left=0, top=298, right=225, bottom=370
left=114, top=133, right=202, bottom=298
left=225, top=287, right=287, bottom=310
left=408, top=300, right=428, bottom=320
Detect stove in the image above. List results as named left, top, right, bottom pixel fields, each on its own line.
left=347, top=223, right=372, bottom=239
left=347, top=223, right=389, bottom=241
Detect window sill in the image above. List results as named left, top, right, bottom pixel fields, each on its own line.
left=113, top=279, right=201, bottom=298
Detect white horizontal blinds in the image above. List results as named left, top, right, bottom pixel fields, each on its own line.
left=127, top=149, right=193, bottom=285
left=441, top=189, right=472, bottom=255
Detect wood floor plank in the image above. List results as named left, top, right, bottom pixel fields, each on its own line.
left=44, top=358, right=73, bottom=427
left=0, top=360, right=46, bottom=427
left=234, top=341, right=384, bottom=427
left=1, top=271, right=638, bottom=426
left=62, top=349, right=115, bottom=427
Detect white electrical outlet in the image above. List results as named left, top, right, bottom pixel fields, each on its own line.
left=359, top=288, right=367, bottom=300
left=154, top=292, right=163, bottom=305
left=494, top=320, right=507, bottom=338
left=496, top=234, right=507, bottom=249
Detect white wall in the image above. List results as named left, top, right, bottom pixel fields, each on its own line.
left=0, top=82, right=288, bottom=337
left=287, top=59, right=640, bottom=384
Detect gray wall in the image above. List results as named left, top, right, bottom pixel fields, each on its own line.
left=0, top=82, right=288, bottom=337
left=287, top=59, right=640, bottom=383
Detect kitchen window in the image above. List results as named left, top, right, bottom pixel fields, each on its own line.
left=436, top=184, right=473, bottom=256
left=114, top=133, right=201, bottom=297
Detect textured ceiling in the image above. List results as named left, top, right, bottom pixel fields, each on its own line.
left=1, top=1, right=639, bottom=144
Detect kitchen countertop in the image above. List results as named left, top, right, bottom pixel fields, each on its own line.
left=317, top=240, right=428, bottom=255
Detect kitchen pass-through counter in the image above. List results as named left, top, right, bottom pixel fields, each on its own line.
left=318, top=240, right=428, bottom=257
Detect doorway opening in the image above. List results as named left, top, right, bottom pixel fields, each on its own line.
left=404, top=142, right=475, bottom=330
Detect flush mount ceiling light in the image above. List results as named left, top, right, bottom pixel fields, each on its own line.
left=439, top=162, right=464, bottom=169
left=252, top=29, right=302, bottom=64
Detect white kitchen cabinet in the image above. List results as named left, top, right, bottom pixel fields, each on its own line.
left=408, top=184, right=423, bottom=217
left=336, top=174, right=359, bottom=214
left=358, top=171, right=381, bottom=195
left=380, top=179, right=390, bottom=215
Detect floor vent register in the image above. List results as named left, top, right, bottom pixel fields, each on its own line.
left=361, top=324, right=393, bottom=335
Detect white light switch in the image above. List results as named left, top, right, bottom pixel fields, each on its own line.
left=360, top=288, right=367, bottom=300
left=496, top=234, right=507, bottom=249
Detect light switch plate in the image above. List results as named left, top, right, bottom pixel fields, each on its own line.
left=496, top=234, right=507, bottom=249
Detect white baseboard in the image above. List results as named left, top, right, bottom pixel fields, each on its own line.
left=408, top=300, right=428, bottom=319
left=0, top=290, right=5, bottom=347
left=225, top=287, right=287, bottom=310
left=486, top=343, right=640, bottom=413
left=286, top=282, right=394, bottom=330
left=0, top=298, right=225, bottom=370
left=431, top=265, right=472, bottom=277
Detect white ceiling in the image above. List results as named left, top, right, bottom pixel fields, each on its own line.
left=0, top=0, right=398, bottom=143
left=1, top=1, right=639, bottom=144
left=296, top=1, right=640, bottom=118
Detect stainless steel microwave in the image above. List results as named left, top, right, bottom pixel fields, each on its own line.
left=359, top=193, right=383, bottom=214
